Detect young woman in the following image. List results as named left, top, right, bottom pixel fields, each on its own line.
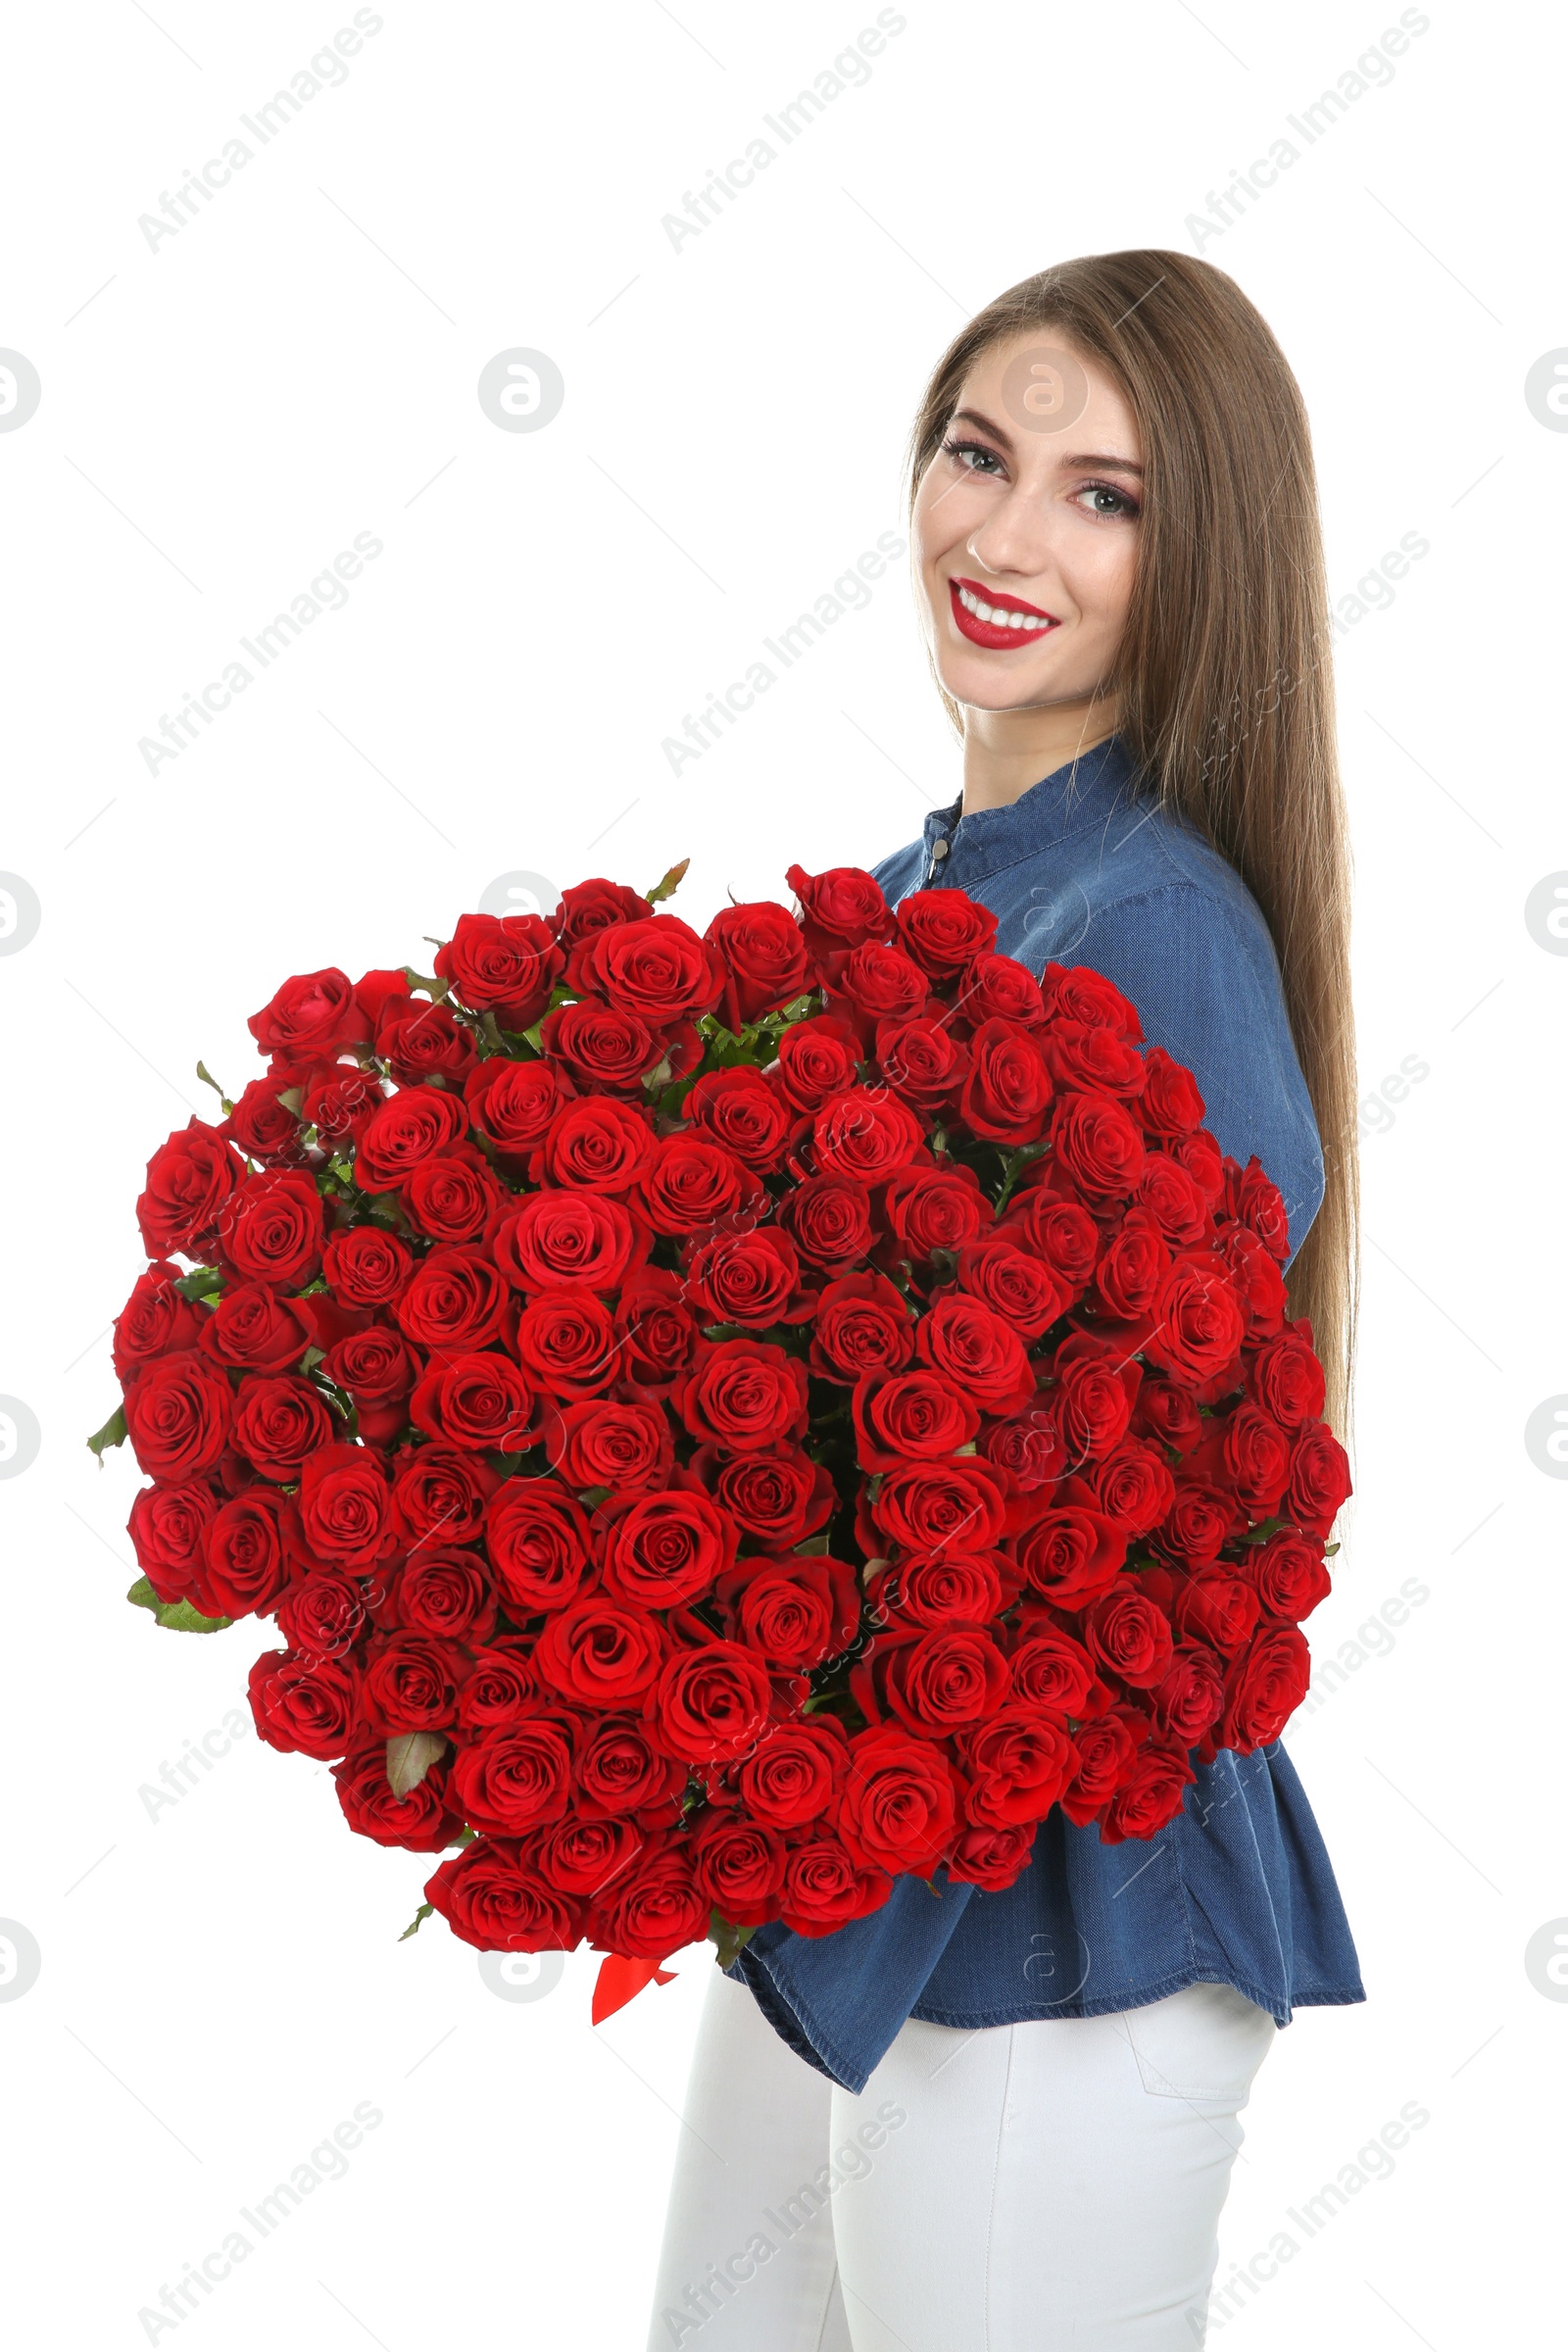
left=646, top=250, right=1364, bottom=2352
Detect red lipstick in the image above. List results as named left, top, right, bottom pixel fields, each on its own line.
left=948, top=575, right=1060, bottom=650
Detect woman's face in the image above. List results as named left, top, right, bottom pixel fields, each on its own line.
left=911, top=333, right=1144, bottom=715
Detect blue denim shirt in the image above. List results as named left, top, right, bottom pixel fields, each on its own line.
left=727, top=734, right=1365, bottom=2090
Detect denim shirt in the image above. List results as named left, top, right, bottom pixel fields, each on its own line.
left=726, top=734, right=1365, bottom=2091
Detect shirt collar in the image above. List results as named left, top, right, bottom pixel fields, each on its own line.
left=921, top=733, right=1148, bottom=858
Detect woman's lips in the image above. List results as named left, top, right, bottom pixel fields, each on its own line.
left=948, top=574, right=1060, bottom=650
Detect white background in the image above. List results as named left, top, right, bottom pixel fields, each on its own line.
left=1, top=1, right=1563, bottom=2345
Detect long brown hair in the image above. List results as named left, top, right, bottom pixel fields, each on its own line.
left=907, top=250, right=1359, bottom=1445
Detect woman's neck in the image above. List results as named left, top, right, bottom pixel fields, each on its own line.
left=960, top=695, right=1120, bottom=817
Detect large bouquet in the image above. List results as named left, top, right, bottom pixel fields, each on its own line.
left=91, top=861, right=1349, bottom=2010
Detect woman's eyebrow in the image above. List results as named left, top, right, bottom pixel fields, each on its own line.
left=1059, top=452, right=1146, bottom=476
left=950, top=407, right=1014, bottom=451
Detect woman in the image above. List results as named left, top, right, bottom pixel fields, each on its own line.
left=646, top=250, right=1364, bottom=2352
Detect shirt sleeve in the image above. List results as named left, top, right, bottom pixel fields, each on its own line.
left=1040, top=881, right=1326, bottom=1268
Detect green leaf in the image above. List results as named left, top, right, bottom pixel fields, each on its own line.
left=87, top=1403, right=127, bottom=1458
left=195, top=1060, right=235, bottom=1113
left=646, top=858, right=690, bottom=906
left=398, top=1900, right=435, bottom=1942
left=277, top=1086, right=305, bottom=1116
left=386, top=1731, right=447, bottom=1798
left=710, top=1912, right=756, bottom=1970
left=174, top=1265, right=224, bottom=1301
left=403, top=964, right=451, bottom=1003
left=126, top=1576, right=232, bottom=1633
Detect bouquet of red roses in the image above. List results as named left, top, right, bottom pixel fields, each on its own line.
left=91, top=859, right=1349, bottom=2009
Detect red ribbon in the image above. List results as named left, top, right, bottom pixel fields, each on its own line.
left=591, top=1953, right=677, bottom=2025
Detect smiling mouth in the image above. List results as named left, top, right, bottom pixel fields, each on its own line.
left=948, top=575, right=1060, bottom=649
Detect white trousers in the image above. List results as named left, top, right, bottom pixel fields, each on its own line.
left=646, top=1967, right=1276, bottom=2352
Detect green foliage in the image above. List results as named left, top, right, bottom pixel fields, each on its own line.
left=173, top=1266, right=224, bottom=1301
left=87, top=1403, right=127, bottom=1458
left=646, top=858, right=690, bottom=906
left=126, top=1576, right=232, bottom=1633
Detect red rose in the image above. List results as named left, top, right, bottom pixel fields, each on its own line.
left=513, top=1288, right=619, bottom=1398
left=394, top=1247, right=512, bottom=1355
left=1059, top=1706, right=1147, bottom=1827
left=387, top=1548, right=498, bottom=1642
left=947, top=1822, right=1037, bottom=1891
left=1003, top=1191, right=1100, bottom=1290
left=297, top=1441, right=396, bottom=1569
left=1143, top=1255, right=1248, bottom=1388
left=684, top=1226, right=811, bottom=1328
left=957, top=1238, right=1064, bottom=1339
left=333, top=1740, right=462, bottom=1851
left=1171, top=1128, right=1226, bottom=1205
left=321, top=1226, right=415, bottom=1308
left=1219, top=1225, right=1289, bottom=1339
left=691, top=1813, right=787, bottom=1927
left=449, top=1716, right=576, bottom=1834
left=375, top=993, right=477, bottom=1085
left=409, top=1352, right=536, bottom=1451
left=683, top=1067, right=794, bottom=1171
left=835, top=1727, right=958, bottom=1876
left=201, top=1487, right=300, bottom=1617
left=809, top=1271, right=915, bottom=1383
left=215, top=1168, right=324, bottom=1289
left=831, top=943, right=929, bottom=1039
left=1092, top=1206, right=1172, bottom=1319
left=784, top=863, right=893, bottom=968
left=247, top=968, right=368, bottom=1072
left=894, top=888, right=999, bottom=980
left=587, top=1843, right=710, bottom=1960
left=959, top=1019, right=1054, bottom=1145
left=571, top=913, right=722, bottom=1024
left=715, top=1553, right=858, bottom=1670
left=1055, top=1348, right=1139, bottom=1462
left=123, top=1349, right=233, bottom=1481
left=959, top=1705, right=1078, bottom=1828
left=1014, top=1506, right=1127, bottom=1608
left=1050, top=1090, right=1147, bottom=1203
left=705, top=1447, right=835, bottom=1548
left=871, top=1625, right=1010, bottom=1737
left=771, top=1014, right=861, bottom=1111
left=355, top=1082, right=472, bottom=1195
left=1132, top=1154, right=1209, bottom=1250
left=648, top=1642, right=772, bottom=1763
left=574, top=1714, right=688, bottom=1821
left=853, top=1369, right=979, bottom=1470
left=401, top=1147, right=500, bottom=1245
left=457, top=1641, right=544, bottom=1735
left=248, top=1646, right=359, bottom=1759
left=1083, top=1582, right=1176, bottom=1690
left=1100, top=1739, right=1198, bottom=1843
left=540, top=995, right=662, bottom=1091
left=870, top=1549, right=1004, bottom=1630
left=882, top=1162, right=992, bottom=1260
left=1283, top=1425, right=1352, bottom=1535
left=424, top=1838, right=583, bottom=1951
left=198, top=1281, right=313, bottom=1374
left=1041, top=1018, right=1147, bottom=1100
left=536, top=1096, right=658, bottom=1194
left=363, top=1632, right=465, bottom=1733
left=977, top=1403, right=1067, bottom=1492
left=914, top=1291, right=1033, bottom=1412
left=127, top=1478, right=220, bottom=1597
left=1081, top=1437, right=1177, bottom=1538
left=732, top=1719, right=848, bottom=1827
left=435, top=910, right=564, bottom=1025
left=676, top=1340, right=809, bottom=1453
left=1007, top=1622, right=1109, bottom=1719
left=277, top=1571, right=367, bottom=1661
left=1152, top=1484, right=1244, bottom=1571
left=1227, top=1153, right=1292, bottom=1262
left=870, top=1457, right=1012, bottom=1554
left=705, top=902, right=813, bottom=1028
left=1139, top=1046, right=1205, bottom=1135
left=1039, top=961, right=1143, bottom=1040
left=1169, top=1568, right=1261, bottom=1657
left=1151, top=1643, right=1226, bottom=1743
left=875, top=1012, right=969, bottom=1109
left=533, top=1598, right=666, bottom=1705
left=1133, top=1377, right=1204, bottom=1454
left=492, top=1193, right=640, bottom=1296
left=302, top=1066, right=385, bottom=1148
left=956, top=953, right=1044, bottom=1029
left=1246, top=1529, right=1332, bottom=1620
left=636, top=1134, right=762, bottom=1238
left=112, top=1263, right=203, bottom=1380
left=778, top=1836, right=893, bottom=1936
left=1247, top=1326, right=1326, bottom=1432
left=545, top=1397, right=672, bottom=1494
left=465, top=1057, right=569, bottom=1155
left=775, top=1174, right=874, bottom=1271
left=220, top=1078, right=304, bottom=1165
left=614, top=1269, right=700, bottom=1396
left=529, top=1816, right=646, bottom=1899
left=319, top=1326, right=418, bottom=1446
left=232, top=1374, right=334, bottom=1481
left=389, top=1443, right=499, bottom=1546
left=599, top=1488, right=737, bottom=1610
left=136, top=1120, right=245, bottom=1259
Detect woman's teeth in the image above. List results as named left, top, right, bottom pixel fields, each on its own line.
left=956, top=584, right=1054, bottom=631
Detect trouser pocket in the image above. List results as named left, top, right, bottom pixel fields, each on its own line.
left=1122, top=1981, right=1278, bottom=2103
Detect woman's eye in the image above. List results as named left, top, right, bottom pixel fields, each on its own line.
left=941, top=436, right=1004, bottom=476
left=1077, top=482, right=1140, bottom=519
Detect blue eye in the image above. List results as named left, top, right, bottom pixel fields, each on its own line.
left=941, top=436, right=1004, bottom=475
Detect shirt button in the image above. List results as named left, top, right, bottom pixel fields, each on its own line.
left=930, top=839, right=949, bottom=860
